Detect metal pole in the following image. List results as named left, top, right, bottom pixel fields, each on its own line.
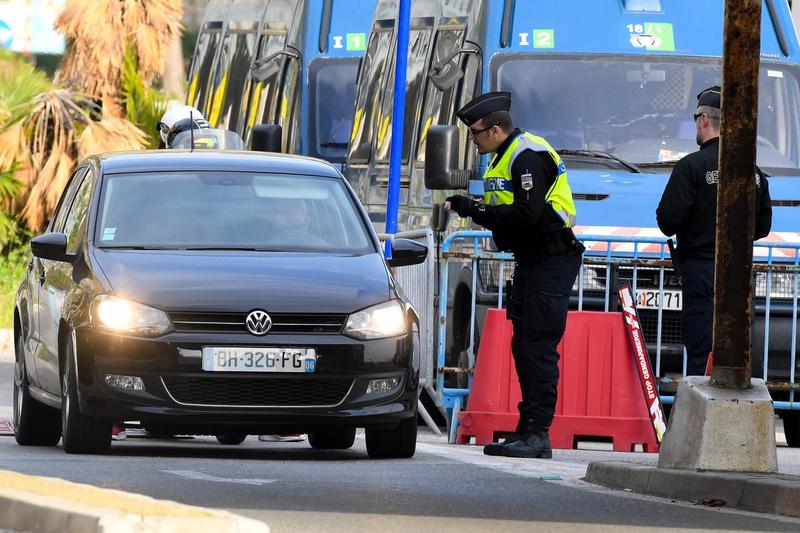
left=384, top=0, right=411, bottom=258
left=711, top=0, right=762, bottom=389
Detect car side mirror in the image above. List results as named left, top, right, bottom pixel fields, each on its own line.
left=387, top=238, right=428, bottom=267
left=424, top=125, right=472, bottom=190
left=251, top=124, right=283, bottom=152
left=31, top=233, right=75, bottom=263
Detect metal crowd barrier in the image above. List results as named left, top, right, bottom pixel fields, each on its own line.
left=435, top=230, right=800, bottom=436
left=379, top=229, right=441, bottom=435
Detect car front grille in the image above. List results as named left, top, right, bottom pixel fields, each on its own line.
left=168, top=312, right=347, bottom=334
left=162, top=376, right=354, bottom=406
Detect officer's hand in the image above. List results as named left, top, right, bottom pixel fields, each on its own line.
left=445, top=195, right=476, bottom=218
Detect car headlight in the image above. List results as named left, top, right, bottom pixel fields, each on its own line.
left=91, top=295, right=173, bottom=336
left=343, top=300, right=408, bottom=340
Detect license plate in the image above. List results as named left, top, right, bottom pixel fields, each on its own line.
left=635, top=289, right=682, bottom=311
left=201, top=347, right=317, bottom=372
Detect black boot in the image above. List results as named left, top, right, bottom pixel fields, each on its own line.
left=483, top=433, right=522, bottom=456
left=501, top=428, right=552, bottom=459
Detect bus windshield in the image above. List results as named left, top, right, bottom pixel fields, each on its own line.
left=492, top=55, right=800, bottom=174
left=310, top=58, right=360, bottom=162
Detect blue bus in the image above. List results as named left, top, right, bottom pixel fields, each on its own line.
left=186, top=0, right=375, bottom=159
left=348, top=0, right=800, bottom=435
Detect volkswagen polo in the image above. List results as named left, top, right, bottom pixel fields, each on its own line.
left=13, top=149, right=426, bottom=457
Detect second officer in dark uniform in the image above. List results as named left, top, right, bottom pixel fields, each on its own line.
left=657, top=85, right=772, bottom=376
left=446, top=92, right=584, bottom=458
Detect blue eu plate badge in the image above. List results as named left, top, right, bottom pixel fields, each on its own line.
left=304, top=358, right=316, bottom=373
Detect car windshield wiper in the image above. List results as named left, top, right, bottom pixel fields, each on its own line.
left=636, top=160, right=678, bottom=168
left=557, top=150, right=642, bottom=174
left=98, top=245, right=181, bottom=250
left=181, top=245, right=284, bottom=252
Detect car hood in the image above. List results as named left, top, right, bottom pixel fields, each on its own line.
left=92, top=249, right=392, bottom=314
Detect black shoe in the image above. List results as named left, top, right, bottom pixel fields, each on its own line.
left=483, top=433, right=521, bottom=456
left=500, top=430, right=552, bottom=459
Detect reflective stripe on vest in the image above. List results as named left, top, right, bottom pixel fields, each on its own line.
left=482, top=132, right=577, bottom=228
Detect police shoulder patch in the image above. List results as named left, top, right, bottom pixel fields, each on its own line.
left=521, top=172, right=534, bottom=191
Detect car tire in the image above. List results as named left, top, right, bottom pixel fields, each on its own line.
left=61, top=339, right=111, bottom=454
left=308, top=428, right=356, bottom=450
left=782, top=411, right=800, bottom=448
left=216, top=433, right=248, bottom=445
left=365, top=416, right=417, bottom=459
left=13, top=335, right=61, bottom=446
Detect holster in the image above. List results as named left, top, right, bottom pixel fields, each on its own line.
left=505, top=279, right=523, bottom=321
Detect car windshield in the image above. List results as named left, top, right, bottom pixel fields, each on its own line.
left=492, top=55, right=800, bottom=174
left=96, top=171, right=375, bottom=253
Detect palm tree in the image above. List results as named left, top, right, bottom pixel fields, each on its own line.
left=0, top=90, right=146, bottom=231
left=55, top=0, right=183, bottom=117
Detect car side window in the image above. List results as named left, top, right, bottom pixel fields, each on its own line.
left=51, top=167, right=88, bottom=233
left=61, top=168, right=96, bottom=254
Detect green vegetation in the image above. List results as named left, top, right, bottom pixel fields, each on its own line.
left=0, top=246, right=27, bottom=328
left=122, top=46, right=168, bottom=149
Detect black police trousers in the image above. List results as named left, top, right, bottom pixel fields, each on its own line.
left=510, top=253, right=582, bottom=433
left=681, top=258, right=714, bottom=376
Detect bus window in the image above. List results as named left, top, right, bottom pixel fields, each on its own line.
left=417, top=26, right=467, bottom=162
left=211, top=21, right=259, bottom=132
left=348, top=23, right=394, bottom=163
left=375, top=20, right=435, bottom=165
left=310, top=58, right=360, bottom=162
left=243, top=24, right=289, bottom=144
left=187, top=21, right=223, bottom=117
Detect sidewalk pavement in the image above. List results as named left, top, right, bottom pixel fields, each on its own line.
left=0, top=469, right=269, bottom=533
left=417, top=427, right=800, bottom=520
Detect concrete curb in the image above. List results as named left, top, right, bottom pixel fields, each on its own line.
left=0, top=469, right=270, bottom=533
left=586, top=461, right=800, bottom=518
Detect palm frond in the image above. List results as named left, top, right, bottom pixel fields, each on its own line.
left=121, top=46, right=167, bottom=148
left=0, top=49, right=53, bottom=129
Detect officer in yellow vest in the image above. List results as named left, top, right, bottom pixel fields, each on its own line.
left=446, top=92, right=584, bottom=458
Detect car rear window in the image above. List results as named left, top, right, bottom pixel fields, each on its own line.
left=96, top=171, right=375, bottom=254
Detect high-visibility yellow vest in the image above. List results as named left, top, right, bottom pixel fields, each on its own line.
left=483, top=132, right=576, bottom=228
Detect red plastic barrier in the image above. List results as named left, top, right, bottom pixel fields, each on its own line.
left=456, top=309, right=659, bottom=452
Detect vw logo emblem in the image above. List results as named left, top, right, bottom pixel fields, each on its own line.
left=245, top=310, right=272, bottom=336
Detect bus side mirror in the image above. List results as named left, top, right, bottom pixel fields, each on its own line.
left=424, top=125, right=471, bottom=190
left=251, top=125, right=283, bottom=153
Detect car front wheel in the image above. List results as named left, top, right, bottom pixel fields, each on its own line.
left=61, top=338, right=111, bottom=454
left=13, top=335, right=61, bottom=446
left=365, top=416, right=417, bottom=459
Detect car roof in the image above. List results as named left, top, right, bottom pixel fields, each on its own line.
left=93, top=150, right=343, bottom=178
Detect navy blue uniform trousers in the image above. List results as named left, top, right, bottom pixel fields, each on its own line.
left=510, top=253, right=582, bottom=432
left=681, top=258, right=715, bottom=376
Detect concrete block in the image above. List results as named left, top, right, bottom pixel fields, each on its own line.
left=584, top=461, right=652, bottom=493
left=658, top=377, right=777, bottom=472
left=647, top=468, right=748, bottom=506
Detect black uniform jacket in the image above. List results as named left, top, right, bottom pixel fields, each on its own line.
left=656, top=137, right=772, bottom=261
left=472, top=129, right=560, bottom=263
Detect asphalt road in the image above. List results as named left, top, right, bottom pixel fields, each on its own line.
left=2, top=358, right=800, bottom=532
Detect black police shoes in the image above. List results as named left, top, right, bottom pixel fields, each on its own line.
left=500, top=429, right=553, bottom=459
left=482, top=433, right=521, bottom=456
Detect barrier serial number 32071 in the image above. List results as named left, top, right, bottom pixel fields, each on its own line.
left=201, top=347, right=317, bottom=373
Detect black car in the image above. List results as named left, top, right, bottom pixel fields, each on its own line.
left=13, top=150, right=426, bottom=457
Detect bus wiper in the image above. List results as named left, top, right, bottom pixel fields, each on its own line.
left=320, top=142, right=348, bottom=148
left=557, top=150, right=642, bottom=174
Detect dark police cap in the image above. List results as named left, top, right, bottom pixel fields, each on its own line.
left=697, top=85, right=721, bottom=109
left=456, top=91, right=511, bottom=125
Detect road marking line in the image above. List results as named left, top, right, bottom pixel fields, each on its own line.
left=163, top=469, right=279, bottom=486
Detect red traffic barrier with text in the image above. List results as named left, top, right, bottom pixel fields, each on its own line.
left=456, top=309, right=659, bottom=452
